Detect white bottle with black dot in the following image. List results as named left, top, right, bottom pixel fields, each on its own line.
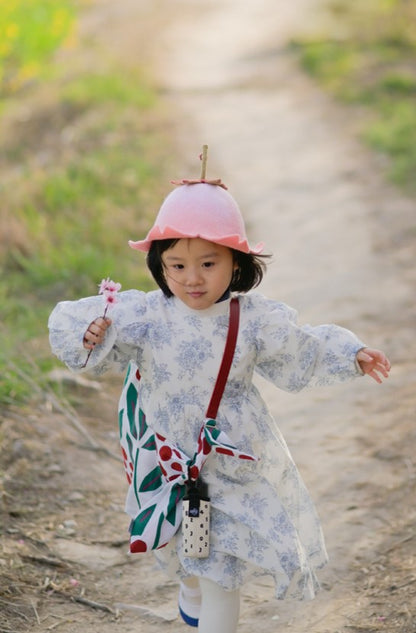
left=182, top=478, right=210, bottom=558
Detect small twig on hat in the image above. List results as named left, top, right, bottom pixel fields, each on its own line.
left=200, top=144, right=208, bottom=179
left=171, top=144, right=228, bottom=189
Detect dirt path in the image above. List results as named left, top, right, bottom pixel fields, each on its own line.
left=132, top=3, right=415, bottom=630
left=5, top=1, right=414, bottom=632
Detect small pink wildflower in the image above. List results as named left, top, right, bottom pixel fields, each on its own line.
left=97, top=277, right=121, bottom=317
left=104, top=292, right=118, bottom=307
left=81, top=277, right=122, bottom=368
left=99, top=277, right=122, bottom=295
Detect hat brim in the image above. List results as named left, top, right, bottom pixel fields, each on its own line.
left=128, top=227, right=264, bottom=255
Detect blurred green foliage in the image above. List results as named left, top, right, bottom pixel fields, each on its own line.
left=291, top=0, right=416, bottom=190
left=0, top=0, right=77, bottom=97
left=0, top=67, right=167, bottom=404
left=0, top=4, right=173, bottom=405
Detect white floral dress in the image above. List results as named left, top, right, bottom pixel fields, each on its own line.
left=48, top=289, right=365, bottom=600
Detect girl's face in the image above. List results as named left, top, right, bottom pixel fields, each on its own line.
left=161, top=238, right=237, bottom=310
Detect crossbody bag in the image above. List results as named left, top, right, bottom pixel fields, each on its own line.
left=118, top=297, right=256, bottom=555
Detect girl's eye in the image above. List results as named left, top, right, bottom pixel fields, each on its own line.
left=173, top=264, right=184, bottom=270
left=202, top=261, right=214, bottom=268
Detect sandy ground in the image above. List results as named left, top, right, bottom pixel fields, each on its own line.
left=2, top=1, right=415, bottom=632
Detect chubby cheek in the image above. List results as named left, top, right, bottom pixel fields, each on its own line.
left=163, top=272, right=177, bottom=294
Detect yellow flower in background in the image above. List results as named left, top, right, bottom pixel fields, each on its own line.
left=5, top=23, right=19, bottom=39
left=52, top=8, right=69, bottom=35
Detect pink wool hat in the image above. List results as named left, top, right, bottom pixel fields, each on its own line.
left=128, top=182, right=264, bottom=255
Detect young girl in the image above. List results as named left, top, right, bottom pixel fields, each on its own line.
left=48, top=161, right=390, bottom=633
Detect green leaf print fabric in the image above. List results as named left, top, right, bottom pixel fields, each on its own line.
left=119, top=362, right=256, bottom=553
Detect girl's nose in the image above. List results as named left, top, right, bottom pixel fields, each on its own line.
left=186, top=267, right=203, bottom=285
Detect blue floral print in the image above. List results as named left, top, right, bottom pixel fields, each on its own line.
left=48, top=289, right=365, bottom=600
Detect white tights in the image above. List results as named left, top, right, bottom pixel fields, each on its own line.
left=198, top=578, right=240, bottom=633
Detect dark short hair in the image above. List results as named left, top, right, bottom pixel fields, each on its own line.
left=147, top=239, right=269, bottom=298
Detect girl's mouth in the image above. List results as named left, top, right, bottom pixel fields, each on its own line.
left=188, top=291, right=205, bottom=298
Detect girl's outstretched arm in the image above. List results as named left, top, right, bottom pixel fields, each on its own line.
left=48, top=289, right=147, bottom=373
left=356, top=348, right=391, bottom=383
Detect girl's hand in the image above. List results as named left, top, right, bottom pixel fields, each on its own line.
left=356, top=347, right=391, bottom=383
left=83, top=317, right=112, bottom=350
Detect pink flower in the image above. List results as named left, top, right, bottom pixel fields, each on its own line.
left=104, top=292, right=118, bottom=306
left=98, top=278, right=121, bottom=313
left=98, top=278, right=121, bottom=295
left=101, top=279, right=121, bottom=313
left=98, top=278, right=110, bottom=294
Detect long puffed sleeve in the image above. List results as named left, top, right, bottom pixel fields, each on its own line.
left=48, top=290, right=149, bottom=374
left=245, top=294, right=365, bottom=392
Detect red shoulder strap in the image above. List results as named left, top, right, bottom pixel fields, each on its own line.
left=205, top=297, right=240, bottom=419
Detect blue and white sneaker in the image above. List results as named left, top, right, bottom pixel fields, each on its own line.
left=178, top=580, right=201, bottom=627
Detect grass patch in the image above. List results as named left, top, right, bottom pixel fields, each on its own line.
left=61, top=70, right=156, bottom=109
left=0, top=29, right=175, bottom=406
left=291, top=0, right=416, bottom=191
